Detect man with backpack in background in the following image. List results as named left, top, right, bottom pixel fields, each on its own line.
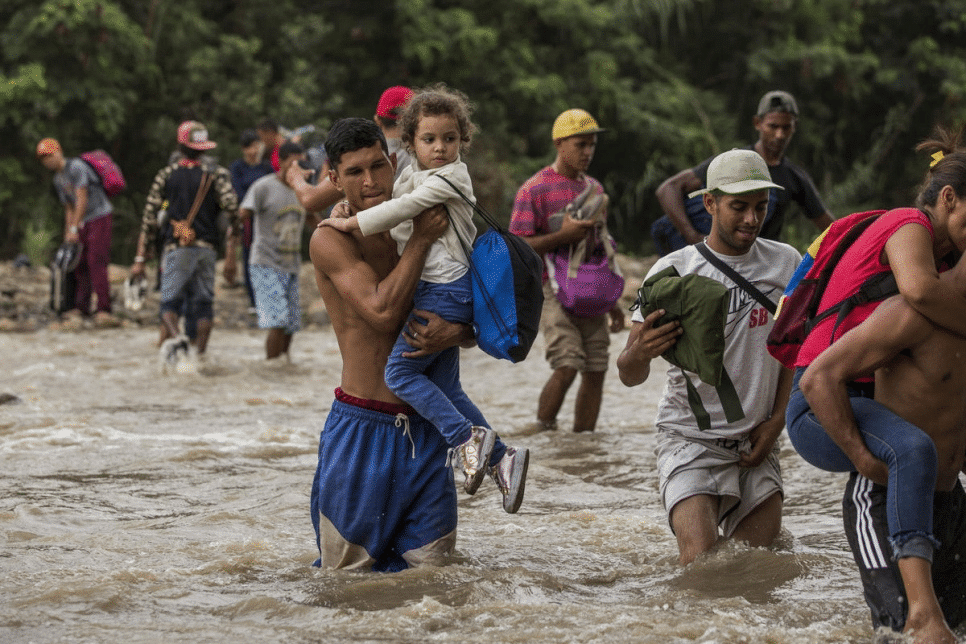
left=617, top=149, right=801, bottom=565
left=652, top=90, right=834, bottom=255
left=510, top=108, right=626, bottom=434
left=130, top=121, right=239, bottom=366
left=37, top=137, right=121, bottom=329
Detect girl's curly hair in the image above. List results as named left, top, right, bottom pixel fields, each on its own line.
left=400, top=83, right=475, bottom=153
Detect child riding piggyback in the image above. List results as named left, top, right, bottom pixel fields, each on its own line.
left=320, top=84, right=529, bottom=514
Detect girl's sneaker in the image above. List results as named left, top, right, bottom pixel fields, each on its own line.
left=450, top=426, right=495, bottom=495
left=489, top=446, right=529, bottom=514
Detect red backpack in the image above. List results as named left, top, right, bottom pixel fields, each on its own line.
left=79, top=149, right=126, bottom=197
left=766, top=210, right=899, bottom=369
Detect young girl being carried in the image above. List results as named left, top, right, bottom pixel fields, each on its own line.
left=321, top=84, right=529, bottom=513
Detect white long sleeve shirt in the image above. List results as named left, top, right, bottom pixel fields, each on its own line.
left=356, top=158, right=476, bottom=284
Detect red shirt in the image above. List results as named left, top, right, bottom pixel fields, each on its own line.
left=270, top=144, right=280, bottom=172
left=796, top=207, right=933, bottom=367
left=509, top=166, right=604, bottom=236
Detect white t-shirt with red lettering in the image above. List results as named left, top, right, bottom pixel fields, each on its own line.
left=633, top=239, right=800, bottom=440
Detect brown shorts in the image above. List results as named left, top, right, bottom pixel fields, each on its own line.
left=540, top=281, right=610, bottom=372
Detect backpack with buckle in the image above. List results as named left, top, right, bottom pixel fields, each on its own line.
left=766, top=210, right=899, bottom=369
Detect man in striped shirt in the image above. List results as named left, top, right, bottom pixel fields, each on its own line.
left=510, top=108, right=625, bottom=433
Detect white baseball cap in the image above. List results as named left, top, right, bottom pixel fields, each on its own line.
left=689, top=149, right=784, bottom=198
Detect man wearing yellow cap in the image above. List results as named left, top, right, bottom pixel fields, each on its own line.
left=509, top=109, right=626, bottom=433
left=37, top=137, right=118, bottom=328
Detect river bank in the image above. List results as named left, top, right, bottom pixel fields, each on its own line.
left=0, top=254, right=657, bottom=333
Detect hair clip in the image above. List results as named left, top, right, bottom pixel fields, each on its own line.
left=930, top=151, right=945, bottom=168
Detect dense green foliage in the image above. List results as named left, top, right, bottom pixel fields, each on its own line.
left=4, top=0, right=966, bottom=262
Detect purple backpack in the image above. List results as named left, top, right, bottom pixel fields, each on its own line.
left=548, top=236, right=624, bottom=318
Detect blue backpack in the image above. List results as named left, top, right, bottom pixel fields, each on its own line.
left=437, top=176, right=543, bottom=362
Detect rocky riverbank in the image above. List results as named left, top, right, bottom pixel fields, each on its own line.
left=0, top=254, right=656, bottom=333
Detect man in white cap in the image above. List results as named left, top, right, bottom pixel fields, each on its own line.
left=653, top=90, right=833, bottom=255
left=617, top=148, right=801, bottom=564
left=510, top=108, right=626, bottom=434
left=131, top=121, right=239, bottom=363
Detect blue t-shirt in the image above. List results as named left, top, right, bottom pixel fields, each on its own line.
left=229, top=158, right=273, bottom=202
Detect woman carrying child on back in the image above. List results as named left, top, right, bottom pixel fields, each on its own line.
left=321, top=84, right=529, bottom=513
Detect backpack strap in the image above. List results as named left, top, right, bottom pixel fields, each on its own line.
left=802, top=211, right=899, bottom=341
left=809, top=271, right=899, bottom=342
left=173, top=171, right=213, bottom=246
left=77, top=155, right=103, bottom=187
left=435, top=174, right=502, bottom=231
left=695, top=242, right=776, bottom=314
left=682, top=367, right=746, bottom=431
left=810, top=213, right=881, bottom=304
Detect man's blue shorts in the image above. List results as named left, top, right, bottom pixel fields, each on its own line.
left=311, top=395, right=458, bottom=572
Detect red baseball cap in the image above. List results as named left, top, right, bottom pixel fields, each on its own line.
left=177, top=121, right=217, bottom=150
left=375, top=86, right=414, bottom=119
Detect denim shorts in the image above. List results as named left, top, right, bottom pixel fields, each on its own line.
left=160, top=246, right=216, bottom=315
left=249, top=264, right=301, bottom=334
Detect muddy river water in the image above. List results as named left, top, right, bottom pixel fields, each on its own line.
left=0, top=326, right=943, bottom=643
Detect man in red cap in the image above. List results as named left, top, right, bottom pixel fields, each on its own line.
left=37, top=137, right=119, bottom=328
left=131, top=121, right=239, bottom=367
left=287, top=86, right=415, bottom=214
left=374, top=85, right=415, bottom=180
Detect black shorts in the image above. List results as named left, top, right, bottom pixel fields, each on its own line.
left=842, top=472, right=966, bottom=632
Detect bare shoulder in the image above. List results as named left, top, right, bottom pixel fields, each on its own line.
left=310, top=225, right=360, bottom=271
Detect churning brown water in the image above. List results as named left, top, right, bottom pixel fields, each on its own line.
left=0, top=326, right=941, bottom=643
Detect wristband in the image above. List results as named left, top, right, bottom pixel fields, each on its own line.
left=69, top=226, right=79, bottom=234
left=134, top=256, right=145, bottom=263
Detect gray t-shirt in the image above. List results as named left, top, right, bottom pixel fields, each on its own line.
left=54, top=158, right=113, bottom=223
left=241, top=173, right=307, bottom=274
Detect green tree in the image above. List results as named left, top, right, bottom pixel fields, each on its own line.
left=2, top=0, right=965, bottom=262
